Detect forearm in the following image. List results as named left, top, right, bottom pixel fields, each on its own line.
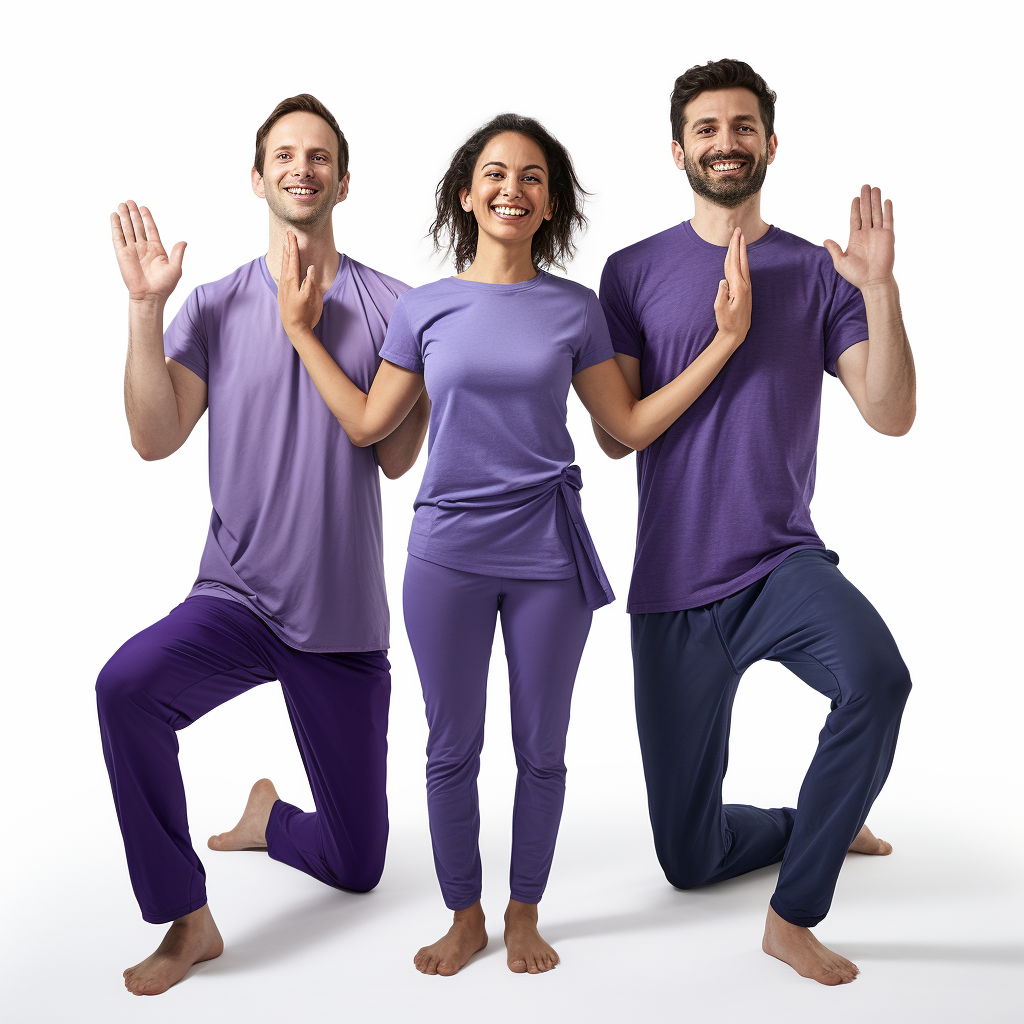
left=374, top=391, right=430, bottom=479
left=124, top=299, right=182, bottom=459
left=860, top=281, right=916, bottom=434
left=600, top=331, right=741, bottom=450
left=591, top=418, right=635, bottom=459
left=288, top=326, right=415, bottom=447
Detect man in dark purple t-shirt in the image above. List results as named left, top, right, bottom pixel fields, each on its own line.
left=98, top=94, right=429, bottom=996
left=595, top=60, right=916, bottom=986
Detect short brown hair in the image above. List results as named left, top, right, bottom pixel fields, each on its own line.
left=254, top=94, right=349, bottom=177
left=670, top=60, right=776, bottom=144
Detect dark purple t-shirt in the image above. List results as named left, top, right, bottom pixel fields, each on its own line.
left=600, top=222, right=867, bottom=613
left=164, top=255, right=408, bottom=651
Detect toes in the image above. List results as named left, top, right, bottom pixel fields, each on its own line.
left=508, top=957, right=527, bottom=974
left=436, top=960, right=458, bottom=977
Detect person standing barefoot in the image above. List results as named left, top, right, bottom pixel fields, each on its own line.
left=274, top=113, right=751, bottom=975
left=98, top=94, right=428, bottom=995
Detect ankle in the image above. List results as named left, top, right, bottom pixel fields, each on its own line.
left=452, top=902, right=485, bottom=927
left=504, top=899, right=539, bottom=925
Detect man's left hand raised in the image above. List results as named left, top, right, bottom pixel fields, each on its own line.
left=824, top=184, right=896, bottom=291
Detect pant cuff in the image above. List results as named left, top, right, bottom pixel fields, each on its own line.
left=141, top=894, right=208, bottom=926
left=769, top=894, right=826, bottom=928
left=509, top=890, right=544, bottom=906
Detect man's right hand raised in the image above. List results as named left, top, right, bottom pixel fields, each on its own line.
left=111, top=200, right=186, bottom=303
left=713, top=228, right=751, bottom=344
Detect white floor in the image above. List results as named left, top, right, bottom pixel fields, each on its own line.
left=6, top=795, right=1021, bottom=1023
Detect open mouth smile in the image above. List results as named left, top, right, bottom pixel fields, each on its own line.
left=491, top=204, right=530, bottom=219
left=285, top=186, right=320, bottom=197
left=707, top=160, right=747, bottom=175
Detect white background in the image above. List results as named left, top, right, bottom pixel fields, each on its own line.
left=3, top=1, right=1021, bottom=1020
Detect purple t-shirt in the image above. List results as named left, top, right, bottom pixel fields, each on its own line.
left=164, top=255, right=408, bottom=651
left=380, top=272, right=615, bottom=606
left=600, top=222, right=868, bottom=613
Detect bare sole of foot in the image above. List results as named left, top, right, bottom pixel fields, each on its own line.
left=414, top=903, right=488, bottom=976
left=848, top=823, right=892, bottom=856
left=762, top=906, right=858, bottom=985
left=123, top=904, right=224, bottom=996
left=505, top=899, right=559, bottom=975
left=207, top=778, right=279, bottom=851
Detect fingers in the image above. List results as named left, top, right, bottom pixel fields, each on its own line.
left=869, top=186, right=883, bottom=228
left=110, top=211, right=127, bottom=249
left=282, top=230, right=294, bottom=283
left=723, top=227, right=744, bottom=289
left=823, top=238, right=843, bottom=266
left=139, top=206, right=161, bottom=243
left=127, top=199, right=147, bottom=243
left=738, top=230, right=749, bottom=282
left=849, top=196, right=861, bottom=235
left=713, top=278, right=729, bottom=312
left=883, top=197, right=893, bottom=230
left=117, top=202, right=138, bottom=245
left=859, top=184, right=872, bottom=230
left=169, top=240, right=187, bottom=271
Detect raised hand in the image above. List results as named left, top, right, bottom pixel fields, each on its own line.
left=824, top=185, right=895, bottom=290
left=713, top=227, right=752, bottom=342
left=110, top=200, right=186, bottom=302
left=278, top=230, right=323, bottom=337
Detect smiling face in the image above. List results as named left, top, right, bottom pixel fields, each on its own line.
left=672, top=87, right=777, bottom=208
left=252, top=111, right=348, bottom=227
left=459, top=132, right=554, bottom=250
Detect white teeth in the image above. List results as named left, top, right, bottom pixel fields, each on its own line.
left=493, top=206, right=527, bottom=216
left=287, top=187, right=317, bottom=195
left=711, top=162, right=743, bottom=171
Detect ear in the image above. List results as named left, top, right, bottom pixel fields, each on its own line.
left=767, top=133, right=779, bottom=166
left=336, top=171, right=350, bottom=205
left=252, top=167, right=266, bottom=199
left=459, top=187, right=472, bottom=213
left=670, top=140, right=686, bottom=172
left=544, top=194, right=556, bottom=222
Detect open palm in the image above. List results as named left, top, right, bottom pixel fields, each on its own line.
left=824, top=184, right=895, bottom=290
left=110, top=200, right=186, bottom=301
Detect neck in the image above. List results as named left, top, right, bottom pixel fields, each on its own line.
left=689, top=192, right=770, bottom=246
left=265, top=214, right=340, bottom=293
left=458, top=232, right=537, bottom=284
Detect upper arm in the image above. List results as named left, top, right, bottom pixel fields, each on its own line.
left=166, top=356, right=208, bottom=450
left=574, top=354, right=642, bottom=458
left=373, top=388, right=430, bottom=479
left=834, top=339, right=870, bottom=418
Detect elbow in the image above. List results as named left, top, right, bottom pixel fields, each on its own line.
left=870, top=403, right=916, bottom=437
left=379, top=457, right=413, bottom=480
left=343, top=423, right=376, bottom=449
left=131, top=436, right=170, bottom=462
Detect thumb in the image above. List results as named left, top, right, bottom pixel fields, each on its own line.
left=714, top=278, right=729, bottom=309
left=823, top=239, right=843, bottom=266
left=169, top=240, right=187, bottom=271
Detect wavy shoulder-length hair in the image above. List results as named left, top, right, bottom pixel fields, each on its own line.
left=430, top=113, right=588, bottom=273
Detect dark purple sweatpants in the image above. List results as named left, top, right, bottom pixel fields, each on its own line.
left=403, top=555, right=593, bottom=910
left=96, top=595, right=390, bottom=924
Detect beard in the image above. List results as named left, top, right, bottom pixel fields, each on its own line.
left=264, top=183, right=336, bottom=227
left=684, top=147, right=769, bottom=208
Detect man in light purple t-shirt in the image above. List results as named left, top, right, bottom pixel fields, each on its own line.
left=594, top=61, right=916, bottom=986
left=97, top=94, right=428, bottom=996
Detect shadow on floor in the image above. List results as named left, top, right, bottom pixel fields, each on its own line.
left=836, top=943, right=1024, bottom=966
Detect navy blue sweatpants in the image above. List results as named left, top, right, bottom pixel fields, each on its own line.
left=632, top=548, right=911, bottom=927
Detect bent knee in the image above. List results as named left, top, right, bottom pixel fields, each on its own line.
left=95, top=649, right=164, bottom=719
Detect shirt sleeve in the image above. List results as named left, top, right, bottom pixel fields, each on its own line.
left=599, top=256, right=644, bottom=360
left=163, top=287, right=209, bottom=383
left=378, top=294, right=423, bottom=373
left=824, top=273, right=868, bottom=377
left=573, top=290, right=616, bottom=374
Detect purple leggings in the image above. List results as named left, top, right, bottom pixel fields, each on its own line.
left=403, top=555, right=593, bottom=909
left=96, top=596, right=390, bottom=924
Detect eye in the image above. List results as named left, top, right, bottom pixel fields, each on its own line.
left=523, top=175, right=541, bottom=183
left=486, top=171, right=504, bottom=179
left=313, top=155, right=327, bottom=162
left=277, top=152, right=290, bottom=160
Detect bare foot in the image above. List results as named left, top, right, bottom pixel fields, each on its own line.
left=762, top=906, right=858, bottom=985
left=414, top=902, right=488, bottom=976
left=504, top=899, right=559, bottom=975
left=122, top=904, right=223, bottom=996
left=848, top=823, right=892, bottom=856
left=207, top=778, right=279, bottom=851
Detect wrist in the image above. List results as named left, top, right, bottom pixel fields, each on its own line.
left=859, top=277, right=898, bottom=301
left=128, top=295, right=167, bottom=315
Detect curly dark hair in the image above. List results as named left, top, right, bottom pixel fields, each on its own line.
left=430, top=113, right=588, bottom=273
left=670, top=60, right=776, bottom=143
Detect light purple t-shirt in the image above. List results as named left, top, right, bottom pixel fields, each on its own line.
left=600, top=222, right=868, bottom=614
left=164, top=255, right=409, bottom=652
left=380, top=272, right=615, bottom=607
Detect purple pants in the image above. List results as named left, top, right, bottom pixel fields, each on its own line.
left=96, top=595, right=390, bottom=924
left=403, top=555, right=593, bottom=909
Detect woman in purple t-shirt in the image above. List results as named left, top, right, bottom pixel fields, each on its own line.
left=277, top=113, right=751, bottom=976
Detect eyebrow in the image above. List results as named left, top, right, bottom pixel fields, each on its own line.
left=691, top=115, right=759, bottom=129
left=481, top=161, right=546, bottom=173
left=272, top=145, right=333, bottom=155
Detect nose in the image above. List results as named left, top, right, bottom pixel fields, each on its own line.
left=291, top=156, right=313, bottom=178
left=718, top=127, right=741, bottom=154
left=502, top=177, right=523, bottom=199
